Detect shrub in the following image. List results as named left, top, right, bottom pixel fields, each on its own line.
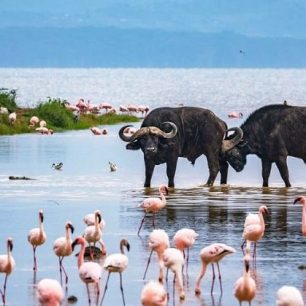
left=0, top=88, right=17, bottom=112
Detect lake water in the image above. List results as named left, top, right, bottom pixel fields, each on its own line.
left=0, top=69, right=305, bottom=306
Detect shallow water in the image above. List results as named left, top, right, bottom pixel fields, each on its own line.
left=0, top=125, right=305, bottom=306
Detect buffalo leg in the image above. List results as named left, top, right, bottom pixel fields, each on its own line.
left=261, top=159, right=272, bottom=187
left=166, top=158, right=178, bottom=187
left=144, top=158, right=155, bottom=187
left=205, top=154, right=220, bottom=186
left=275, top=157, right=291, bottom=187
left=219, top=160, right=229, bottom=185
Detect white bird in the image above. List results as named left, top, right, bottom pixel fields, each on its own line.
left=0, top=237, right=15, bottom=305
left=276, top=285, right=304, bottom=306
left=36, top=278, right=64, bottom=306
left=8, top=112, right=16, bottom=124
left=195, top=243, right=236, bottom=295
left=101, top=239, right=130, bottom=306
left=109, top=161, right=118, bottom=172
left=140, top=280, right=167, bottom=306
left=51, top=163, right=63, bottom=170
left=83, top=210, right=106, bottom=230
left=83, top=210, right=104, bottom=259
left=234, top=241, right=256, bottom=305
left=53, top=221, right=74, bottom=284
left=163, top=247, right=185, bottom=300
left=72, top=236, right=102, bottom=304
left=28, top=210, right=47, bottom=271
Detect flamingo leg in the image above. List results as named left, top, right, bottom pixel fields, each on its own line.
left=210, top=264, right=216, bottom=295
left=119, top=272, right=126, bottom=306
left=86, top=283, right=91, bottom=304
left=100, top=272, right=111, bottom=306
left=241, top=240, right=246, bottom=256
left=216, top=262, right=223, bottom=295
left=60, top=257, right=69, bottom=284
left=166, top=267, right=169, bottom=282
left=143, top=249, right=153, bottom=280
left=152, top=213, right=155, bottom=228
left=137, top=213, right=147, bottom=236
left=33, top=245, right=37, bottom=271
left=253, top=243, right=257, bottom=268
left=96, top=282, right=100, bottom=306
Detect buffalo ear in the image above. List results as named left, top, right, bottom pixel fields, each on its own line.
left=126, top=141, right=141, bottom=150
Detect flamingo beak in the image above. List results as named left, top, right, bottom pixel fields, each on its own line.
left=39, top=212, right=44, bottom=222
left=97, top=213, right=102, bottom=224
left=294, top=197, right=302, bottom=204
left=69, top=223, right=75, bottom=234
left=71, top=239, right=78, bottom=251
left=245, top=258, right=250, bottom=273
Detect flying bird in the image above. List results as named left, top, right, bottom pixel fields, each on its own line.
left=109, top=161, right=118, bottom=172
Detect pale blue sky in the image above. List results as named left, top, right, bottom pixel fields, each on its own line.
left=1, top=0, right=306, bottom=38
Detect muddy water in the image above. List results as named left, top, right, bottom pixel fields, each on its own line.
left=0, top=125, right=305, bottom=306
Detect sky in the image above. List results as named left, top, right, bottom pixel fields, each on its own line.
left=1, top=0, right=306, bottom=38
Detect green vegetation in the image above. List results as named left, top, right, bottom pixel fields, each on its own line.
left=0, top=90, right=139, bottom=136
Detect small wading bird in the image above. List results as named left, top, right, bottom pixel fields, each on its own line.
left=36, top=278, right=64, bottom=306
left=53, top=221, right=74, bottom=284
left=162, top=247, right=185, bottom=300
left=143, top=229, right=170, bottom=281
left=140, top=280, right=167, bottom=306
left=195, top=243, right=236, bottom=295
left=241, top=205, right=269, bottom=262
left=0, top=237, right=15, bottom=305
left=137, top=185, right=169, bottom=236
left=72, top=236, right=102, bottom=305
left=293, top=196, right=306, bottom=236
left=28, top=210, right=47, bottom=271
left=51, top=162, right=63, bottom=170
left=101, top=239, right=130, bottom=306
left=83, top=210, right=106, bottom=230
left=234, top=241, right=256, bottom=305
left=276, top=285, right=304, bottom=306
left=109, top=161, right=118, bottom=172
left=173, top=228, right=199, bottom=269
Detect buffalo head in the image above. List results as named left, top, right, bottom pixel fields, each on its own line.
left=223, top=127, right=248, bottom=172
left=119, top=122, right=177, bottom=159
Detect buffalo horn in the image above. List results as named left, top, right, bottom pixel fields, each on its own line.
left=118, top=122, right=177, bottom=142
left=222, top=127, right=244, bottom=152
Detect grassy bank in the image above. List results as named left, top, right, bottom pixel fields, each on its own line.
left=0, top=90, right=139, bottom=135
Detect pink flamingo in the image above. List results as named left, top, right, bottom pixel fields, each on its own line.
left=241, top=205, right=269, bottom=261
left=29, top=116, right=40, bottom=127
left=83, top=210, right=104, bottom=259
left=28, top=210, right=47, bottom=271
left=195, top=243, right=236, bottom=295
left=53, top=221, right=74, bottom=284
left=143, top=229, right=170, bottom=281
left=83, top=210, right=106, bottom=230
left=127, top=104, right=139, bottom=114
left=72, top=236, right=102, bottom=304
left=276, top=285, right=304, bottom=306
left=137, top=185, right=169, bottom=236
left=90, top=127, right=108, bottom=135
left=99, top=102, right=113, bottom=113
left=138, top=105, right=150, bottom=117
left=0, top=237, right=15, bottom=305
left=8, top=112, right=16, bottom=124
left=163, top=248, right=185, bottom=300
left=36, top=278, right=64, bottom=306
left=39, top=120, right=47, bottom=128
left=101, top=239, right=130, bottom=306
left=234, top=241, right=256, bottom=305
left=173, top=228, right=198, bottom=268
left=228, top=112, right=243, bottom=118
left=140, top=280, right=167, bottom=306
left=293, top=196, right=306, bottom=236
left=119, top=105, right=129, bottom=114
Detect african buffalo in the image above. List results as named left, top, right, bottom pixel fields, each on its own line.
left=119, top=106, right=241, bottom=187
left=225, top=104, right=306, bottom=187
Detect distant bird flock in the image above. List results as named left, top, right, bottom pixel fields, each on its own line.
left=0, top=189, right=305, bottom=306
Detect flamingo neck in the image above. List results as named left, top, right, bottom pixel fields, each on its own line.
left=120, top=243, right=126, bottom=254
left=77, top=241, right=85, bottom=268
left=259, top=211, right=265, bottom=232
left=302, top=205, right=306, bottom=236
left=160, top=192, right=166, bottom=205
left=65, top=227, right=71, bottom=242
left=195, top=261, right=208, bottom=290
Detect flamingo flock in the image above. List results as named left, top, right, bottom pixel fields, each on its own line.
left=0, top=192, right=304, bottom=305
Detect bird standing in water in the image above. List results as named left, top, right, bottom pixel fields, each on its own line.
left=52, top=162, right=63, bottom=170
left=140, top=280, right=167, bottom=306
left=137, top=185, right=168, bottom=235
left=0, top=237, right=15, bottom=305
left=36, top=278, right=64, bottom=306
left=293, top=196, right=306, bottom=236
left=195, top=243, right=236, bottom=295
left=101, top=239, right=130, bottom=306
left=28, top=210, right=47, bottom=271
